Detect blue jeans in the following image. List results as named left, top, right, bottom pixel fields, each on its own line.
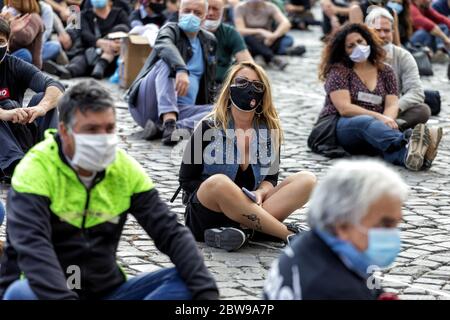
left=11, top=49, right=32, bottom=64
left=0, top=201, right=5, bottom=226
left=130, top=60, right=213, bottom=130
left=336, top=115, right=409, bottom=166
left=0, top=93, right=58, bottom=171
left=42, top=40, right=61, bottom=62
left=276, top=35, right=294, bottom=55
left=410, top=24, right=450, bottom=52
left=3, top=268, right=192, bottom=300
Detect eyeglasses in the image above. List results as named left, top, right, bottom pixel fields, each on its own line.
left=231, top=76, right=265, bottom=93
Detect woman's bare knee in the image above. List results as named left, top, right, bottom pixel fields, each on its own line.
left=293, top=171, right=317, bottom=192
left=198, top=174, right=235, bottom=196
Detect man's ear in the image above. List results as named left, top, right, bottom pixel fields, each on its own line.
left=59, top=122, right=68, bottom=139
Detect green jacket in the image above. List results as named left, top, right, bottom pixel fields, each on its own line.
left=0, top=130, right=218, bottom=300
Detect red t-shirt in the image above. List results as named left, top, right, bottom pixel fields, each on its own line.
left=410, top=2, right=450, bottom=32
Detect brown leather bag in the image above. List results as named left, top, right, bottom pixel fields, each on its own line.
left=9, top=13, right=43, bottom=48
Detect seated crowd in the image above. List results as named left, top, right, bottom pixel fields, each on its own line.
left=0, top=0, right=446, bottom=301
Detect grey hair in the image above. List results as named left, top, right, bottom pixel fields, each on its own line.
left=180, top=0, right=209, bottom=13
left=365, top=7, right=394, bottom=28
left=307, top=159, right=408, bottom=232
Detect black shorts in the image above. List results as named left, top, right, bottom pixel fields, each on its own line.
left=184, top=192, right=240, bottom=241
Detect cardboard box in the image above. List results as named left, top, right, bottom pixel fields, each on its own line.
left=119, top=35, right=152, bottom=89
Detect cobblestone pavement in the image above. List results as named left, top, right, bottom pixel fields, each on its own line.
left=1, top=25, right=450, bottom=300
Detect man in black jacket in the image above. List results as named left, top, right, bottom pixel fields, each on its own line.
left=0, top=18, right=65, bottom=183
left=0, top=80, right=219, bottom=300
left=126, top=0, right=217, bottom=146
left=44, top=0, right=130, bottom=80
left=264, top=159, right=407, bottom=300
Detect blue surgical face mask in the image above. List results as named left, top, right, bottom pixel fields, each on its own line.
left=178, top=13, right=202, bottom=33
left=91, top=0, right=108, bottom=9
left=386, top=1, right=403, bottom=14
left=349, top=44, right=371, bottom=63
left=362, top=227, right=401, bottom=268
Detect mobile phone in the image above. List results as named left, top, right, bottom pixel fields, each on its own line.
left=242, top=187, right=257, bottom=203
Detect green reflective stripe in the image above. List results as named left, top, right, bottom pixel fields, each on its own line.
left=12, top=131, right=154, bottom=229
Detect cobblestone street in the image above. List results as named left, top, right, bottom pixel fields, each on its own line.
left=1, top=25, right=450, bottom=300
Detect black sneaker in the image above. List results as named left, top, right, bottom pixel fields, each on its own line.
left=91, top=59, right=108, bottom=80
left=204, top=227, right=247, bottom=252
left=42, top=60, right=72, bottom=79
left=161, top=119, right=180, bottom=146
left=284, top=222, right=308, bottom=245
left=139, top=119, right=162, bottom=140
left=286, top=45, right=306, bottom=56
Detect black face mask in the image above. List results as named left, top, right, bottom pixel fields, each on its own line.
left=0, top=45, right=7, bottom=63
left=230, top=85, right=264, bottom=112
left=149, top=2, right=166, bottom=14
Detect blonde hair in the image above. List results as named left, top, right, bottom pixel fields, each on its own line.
left=207, top=61, right=284, bottom=149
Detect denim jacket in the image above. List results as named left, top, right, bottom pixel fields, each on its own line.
left=200, top=117, right=278, bottom=191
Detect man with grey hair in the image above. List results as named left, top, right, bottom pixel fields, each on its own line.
left=0, top=80, right=219, bottom=300
left=365, top=6, right=431, bottom=132
left=264, top=159, right=407, bottom=300
left=127, top=0, right=217, bottom=145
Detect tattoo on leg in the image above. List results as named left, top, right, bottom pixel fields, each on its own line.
left=242, top=213, right=263, bottom=231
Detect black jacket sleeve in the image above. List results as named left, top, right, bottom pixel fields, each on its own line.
left=14, top=56, right=65, bottom=94
left=154, top=23, right=188, bottom=74
left=1, top=190, right=78, bottom=300
left=130, top=188, right=219, bottom=300
left=80, top=11, right=97, bottom=48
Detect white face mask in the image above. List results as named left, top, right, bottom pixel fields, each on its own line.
left=203, top=18, right=221, bottom=31
left=71, top=133, right=118, bottom=172
left=349, top=44, right=371, bottom=63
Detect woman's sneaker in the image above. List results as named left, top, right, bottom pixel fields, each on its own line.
left=204, top=227, right=247, bottom=252
left=423, top=127, right=443, bottom=169
left=405, top=123, right=431, bottom=171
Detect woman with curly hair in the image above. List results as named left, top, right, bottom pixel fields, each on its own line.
left=315, top=23, right=442, bottom=171
left=178, top=61, right=317, bottom=251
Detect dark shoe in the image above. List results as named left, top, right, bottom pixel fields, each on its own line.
left=161, top=119, right=180, bottom=146
left=395, top=118, right=409, bottom=132
left=91, top=59, right=109, bottom=80
left=285, top=222, right=308, bottom=245
left=405, top=123, right=431, bottom=171
left=286, top=45, right=306, bottom=56
left=272, top=57, right=288, bottom=71
left=423, top=127, right=443, bottom=169
left=204, top=227, right=247, bottom=252
left=139, top=119, right=162, bottom=140
left=42, top=60, right=72, bottom=79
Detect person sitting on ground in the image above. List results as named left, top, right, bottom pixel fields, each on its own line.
left=0, top=17, right=64, bottom=183
left=82, top=0, right=132, bottom=14
left=0, top=80, right=219, bottom=300
left=386, top=0, right=414, bottom=46
left=234, top=0, right=303, bottom=71
left=432, top=0, right=450, bottom=17
left=43, top=0, right=130, bottom=80
left=410, top=0, right=450, bottom=63
left=44, top=0, right=83, bottom=23
left=312, top=23, right=442, bottom=171
left=366, top=7, right=430, bottom=131
left=130, top=0, right=168, bottom=28
left=285, top=0, right=320, bottom=30
left=264, top=159, right=406, bottom=300
left=0, top=2, right=44, bottom=68
left=349, top=0, right=401, bottom=45
left=320, top=0, right=355, bottom=38
left=126, top=0, right=217, bottom=146
left=203, top=0, right=253, bottom=84
left=178, top=61, right=317, bottom=252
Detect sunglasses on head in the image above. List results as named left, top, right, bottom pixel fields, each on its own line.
left=231, top=76, right=265, bottom=93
